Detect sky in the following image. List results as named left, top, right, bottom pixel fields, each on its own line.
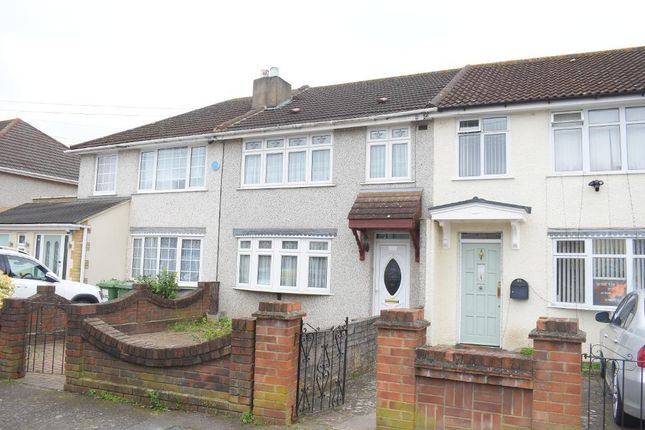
left=1, top=0, right=645, bottom=146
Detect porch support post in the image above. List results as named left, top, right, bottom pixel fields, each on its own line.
left=252, top=301, right=305, bottom=425
left=529, top=317, right=586, bottom=430
left=437, top=221, right=451, bottom=249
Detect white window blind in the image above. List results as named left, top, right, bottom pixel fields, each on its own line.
left=132, top=236, right=202, bottom=285
left=138, top=146, right=206, bottom=191
left=366, top=126, right=411, bottom=181
left=457, top=117, right=508, bottom=177
left=95, top=154, right=117, bottom=193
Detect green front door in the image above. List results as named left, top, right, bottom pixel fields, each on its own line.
left=461, top=243, right=501, bottom=346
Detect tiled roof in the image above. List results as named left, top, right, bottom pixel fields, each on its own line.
left=348, top=191, right=422, bottom=221
left=435, top=46, right=645, bottom=109
left=0, top=197, right=129, bottom=224
left=225, top=70, right=459, bottom=131
left=0, top=119, right=79, bottom=182
left=71, top=97, right=254, bottom=149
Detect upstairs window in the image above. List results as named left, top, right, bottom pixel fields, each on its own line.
left=138, top=146, right=206, bottom=192
left=552, top=106, right=645, bottom=173
left=242, top=134, right=332, bottom=187
left=366, top=126, right=410, bottom=182
left=457, top=117, right=508, bottom=177
left=94, top=154, right=117, bottom=194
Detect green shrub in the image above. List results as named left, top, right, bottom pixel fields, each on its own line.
left=519, top=347, right=534, bottom=356
left=138, top=268, right=178, bottom=299
left=173, top=316, right=232, bottom=342
left=0, top=273, right=14, bottom=308
left=240, top=410, right=255, bottom=425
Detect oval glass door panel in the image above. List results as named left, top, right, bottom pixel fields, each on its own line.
left=384, top=259, right=402, bottom=296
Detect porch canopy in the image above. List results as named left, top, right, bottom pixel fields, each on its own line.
left=428, top=196, right=531, bottom=249
left=348, top=190, right=421, bottom=261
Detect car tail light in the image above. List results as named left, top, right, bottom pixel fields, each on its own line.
left=638, top=345, right=645, bottom=368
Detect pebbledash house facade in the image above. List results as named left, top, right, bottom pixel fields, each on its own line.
left=69, top=47, right=645, bottom=350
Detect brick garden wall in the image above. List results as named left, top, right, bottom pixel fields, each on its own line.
left=375, top=309, right=586, bottom=430
left=346, top=316, right=378, bottom=376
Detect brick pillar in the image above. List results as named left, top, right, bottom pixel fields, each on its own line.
left=375, top=308, right=430, bottom=430
left=229, top=317, right=256, bottom=412
left=529, top=317, right=586, bottom=430
left=0, top=298, right=28, bottom=379
left=63, top=303, right=96, bottom=392
left=251, top=301, right=305, bottom=425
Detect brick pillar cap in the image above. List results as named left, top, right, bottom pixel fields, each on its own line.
left=37, top=285, right=55, bottom=294
left=253, top=301, right=306, bottom=320
left=132, top=283, right=146, bottom=291
left=529, top=317, right=586, bottom=343
left=374, top=307, right=430, bottom=331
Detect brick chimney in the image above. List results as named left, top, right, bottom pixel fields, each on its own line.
left=252, top=67, right=292, bottom=109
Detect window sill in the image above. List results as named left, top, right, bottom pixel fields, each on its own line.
left=134, top=188, right=208, bottom=195
left=547, top=170, right=645, bottom=178
left=93, top=191, right=117, bottom=196
left=238, top=183, right=336, bottom=190
left=452, top=175, right=513, bottom=181
left=233, top=286, right=333, bottom=296
left=548, top=303, right=617, bottom=312
left=360, top=179, right=415, bottom=185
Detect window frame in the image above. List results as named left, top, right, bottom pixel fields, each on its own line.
left=137, top=145, right=207, bottom=193
left=235, top=237, right=332, bottom=295
left=94, top=153, right=118, bottom=195
left=551, top=237, right=643, bottom=310
left=130, top=235, right=203, bottom=287
left=550, top=105, right=645, bottom=175
left=365, top=126, right=412, bottom=183
left=240, top=134, right=334, bottom=188
left=455, top=116, right=511, bottom=179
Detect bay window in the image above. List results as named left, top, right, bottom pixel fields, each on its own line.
left=552, top=106, right=645, bottom=173
left=94, top=154, right=117, bottom=194
left=132, top=236, right=202, bottom=285
left=236, top=237, right=331, bottom=294
left=366, top=126, right=410, bottom=182
left=242, top=134, right=332, bottom=187
left=138, top=146, right=206, bottom=192
left=553, top=236, right=645, bottom=308
left=457, top=117, right=509, bottom=177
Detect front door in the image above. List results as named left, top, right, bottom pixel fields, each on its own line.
left=374, top=238, right=410, bottom=314
left=461, top=243, right=501, bottom=346
left=40, top=234, right=64, bottom=276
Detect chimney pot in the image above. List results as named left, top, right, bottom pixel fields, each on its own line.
left=269, top=67, right=279, bottom=77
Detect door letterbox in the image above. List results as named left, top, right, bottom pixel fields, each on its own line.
left=510, top=278, right=529, bottom=300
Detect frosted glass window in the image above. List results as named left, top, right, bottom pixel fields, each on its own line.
left=311, top=149, right=330, bottom=182
left=554, top=128, right=583, bottom=172
left=280, top=256, right=297, bottom=287
left=139, top=152, right=155, bottom=190
left=391, top=143, right=408, bottom=177
left=589, top=109, right=619, bottom=124
left=180, top=239, right=200, bottom=282
left=459, top=134, right=480, bottom=177
left=627, top=124, right=645, bottom=170
left=238, top=255, right=250, bottom=284
left=589, top=125, right=621, bottom=171
left=95, top=154, right=117, bottom=193
left=484, top=134, right=506, bottom=175
left=266, top=139, right=284, bottom=148
left=244, top=154, right=261, bottom=184
left=288, top=151, right=306, bottom=182
left=482, top=117, right=507, bottom=132
left=156, top=147, right=188, bottom=190
left=370, top=130, right=387, bottom=140
left=239, top=240, right=251, bottom=249
left=370, top=145, right=386, bottom=178
left=189, top=147, right=206, bottom=187
left=245, top=141, right=261, bottom=150
left=627, top=107, right=645, bottom=122
left=289, top=137, right=307, bottom=147
left=265, top=153, right=283, bottom=183
left=257, top=255, right=272, bottom=285
left=312, top=135, right=331, bottom=145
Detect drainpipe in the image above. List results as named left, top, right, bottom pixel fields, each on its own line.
left=79, top=225, right=89, bottom=283
left=215, top=141, right=225, bottom=280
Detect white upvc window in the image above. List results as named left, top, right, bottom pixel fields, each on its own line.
left=457, top=117, right=509, bottom=178
left=552, top=237, right=645, bottom=309
left=366, top=126, right=411, bottom=182
left=241, top=134, right=333, bottom=187
left=131, top=236, right=202, bottom=286
left=551, top=105, right=645, bottom=173
left=94, top=154, right=118, bottom=194
left=236, top=237, right=331, bottom=294
left=138, top=146, right=206, bottom=192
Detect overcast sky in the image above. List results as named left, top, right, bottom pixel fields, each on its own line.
left=1, top=0, right=644, bottom=146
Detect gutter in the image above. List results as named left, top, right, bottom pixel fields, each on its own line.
left=66, top=133, right=215, bottom=154
left=0, top=223, right=84, bottom=230
left=0, top=167, right=78, bottom=185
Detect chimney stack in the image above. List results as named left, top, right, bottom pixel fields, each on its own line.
left=252, top=67, right=292, bottom=109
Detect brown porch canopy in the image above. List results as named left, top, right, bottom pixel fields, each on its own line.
left=347, top=191, right=422, bottom=261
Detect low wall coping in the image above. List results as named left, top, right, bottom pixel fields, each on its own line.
left=529, top=316, right=586, bottom=343
left=252, top=301, right=306, bottom=320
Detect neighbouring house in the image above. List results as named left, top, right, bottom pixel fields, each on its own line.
left=0, top=197, right=129, bottom=284
left=67, top=47, right=645, bottom=349
left=0, top=118, right=79, bottom=222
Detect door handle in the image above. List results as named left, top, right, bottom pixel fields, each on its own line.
left=497, top=286, right=501, bottom=298
left=604, top=334, right=608, bottom=338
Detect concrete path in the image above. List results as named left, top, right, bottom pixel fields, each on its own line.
left=1, top=372, right=376, bottom=430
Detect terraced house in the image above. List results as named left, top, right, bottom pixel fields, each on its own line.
left=69, top=46, right=645, bottom=349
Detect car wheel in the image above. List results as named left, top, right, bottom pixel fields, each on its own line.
left=73, top=298, right=95, bottom=304
left=612, top=367, right=638, bottom=426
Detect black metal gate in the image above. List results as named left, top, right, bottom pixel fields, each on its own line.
left=24, top=302, right=67, bottom=375
left=295, top=317, right=349, bottom=417
left=583, top=344, right=645, bottom=429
